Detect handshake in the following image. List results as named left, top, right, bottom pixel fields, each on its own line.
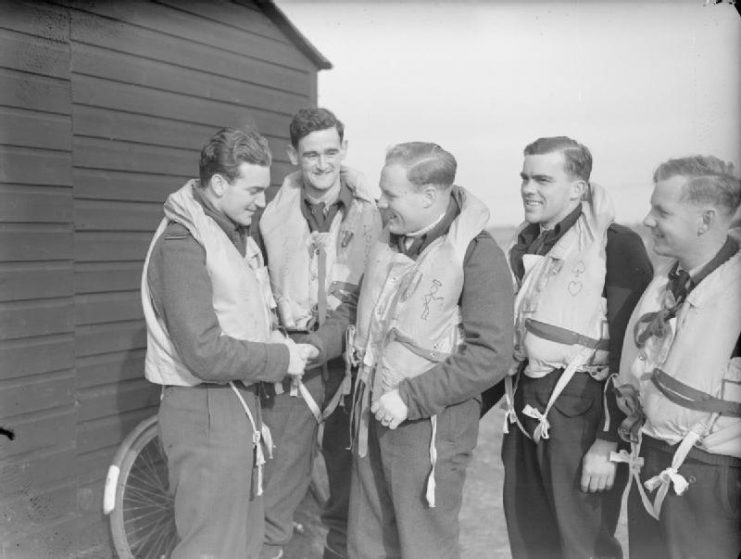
left=273, top=333, right=320, bottom=378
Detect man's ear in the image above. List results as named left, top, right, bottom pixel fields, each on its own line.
left=571, top=179, right=587, bottom=201
left=209, top=173, right=228, bottom=197
left=421, top=184, right=438, bottom=208
left=287, top=145, right=299, bottom=166
left=698, top=208, right=716, bottom=235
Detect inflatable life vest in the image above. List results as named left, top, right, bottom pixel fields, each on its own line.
left=503, top=183, right=615, bottom=441
left=142, top=180, right=274, bottom=386
left=260, top=168, right=381, bottom=331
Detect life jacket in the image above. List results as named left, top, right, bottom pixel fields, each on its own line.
left=142, top=181, right=274, bottom=387
left=611, top=246, right=741, bottom=518
left=141, top=180, right=277, bottom=494
left=351, top=186, right=490, bottom=507
left=260, top=167, right=381, bottom=331
left=503, top=183, right=614, bottom=441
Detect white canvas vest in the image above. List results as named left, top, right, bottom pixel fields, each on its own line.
left=621, top=249, right=741, bottom=457
left=503, top=183, right=614, bottom=441
left=260, top=168, right=381, bottom=331
left=353, top=187, right=490, bottom=395
left=141, top=181, right=274, bottom=387
left=611, top=245, right=741, bottom=519
left=513, top=182, right=614, bottom=377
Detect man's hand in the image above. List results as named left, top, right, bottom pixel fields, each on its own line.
left=581, top=439, right=618, bottom=493
left=370, top=389, right=408, bottom=430
left=297, top=343, right=319, bottom=365
left=284, top=338, right=308, bottom=376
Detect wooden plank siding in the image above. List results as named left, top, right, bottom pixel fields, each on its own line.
left=0, top=0, right=327, bottom=556
left=0, top=1, right=78, bottom=557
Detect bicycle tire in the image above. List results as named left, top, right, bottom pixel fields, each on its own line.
left=106, top=415, right=177, bottom=559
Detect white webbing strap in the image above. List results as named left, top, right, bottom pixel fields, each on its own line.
left=641, top=422, right=707, bottom=518
left=228, top=381, right=266, bottom=496
left=273, top=377, right=323, bottom=424
left=503, top=374, right=530, bottom=439
left=425, top=415, right=438, bottom=508
left=352, top=371, right=373, bottom=458
left=609, top=442, right=655, bottom=519
left=297, top=379, right=323, bottom=423
left=522, top=347, right=592, bottom=443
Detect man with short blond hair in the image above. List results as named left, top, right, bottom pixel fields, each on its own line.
left=332, top=141, right=514, bottom=559
left=614, top=155, right=741, bottom=559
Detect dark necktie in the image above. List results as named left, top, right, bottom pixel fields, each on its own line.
left=635, top=266, right=692, bottom=348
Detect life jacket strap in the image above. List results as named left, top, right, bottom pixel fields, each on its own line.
left=228, top=381, right=267, bottom=497
left=651, top=368, right=741, bottom=417
left=525, top=318, right=609, bottom=351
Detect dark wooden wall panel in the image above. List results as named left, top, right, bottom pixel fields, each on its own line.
left=0, top=3, right=76, bottom=555
left=68, top=0, right=314, bottom=73
left=0, top=334, right=74, bottom=381
left=1, top=0, right=325, bottom=555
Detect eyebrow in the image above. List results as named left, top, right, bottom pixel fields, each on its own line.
left=520, top=172, right=553, bottom=181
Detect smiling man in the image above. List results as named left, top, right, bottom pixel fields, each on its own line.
left=502, top=136, right=653, bottom=559
left=614, top=156, right=741, bottom=559
left=334, top=141, right=514, bottom=559
left=257, top=108, right=382, bottom=559
left=141, top=127, right=312, bottom=558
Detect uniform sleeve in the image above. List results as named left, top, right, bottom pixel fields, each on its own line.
left=299, top=282, right=360, bottom=365
left=597, top=224, right=653, bottom=441
left=397, top=232, right=515, bottom=420
left=147, top=223, right=289, bottom=384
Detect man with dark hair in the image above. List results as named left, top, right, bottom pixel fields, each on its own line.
left=613, top=155, right=741, bottom=559
left=501, top=136, right=653, bottom=559
left=321, top=141, right=514, bottom=559
left=141, top=127, right=314, bottom=558
left=258, top=108, right=382, bottom=559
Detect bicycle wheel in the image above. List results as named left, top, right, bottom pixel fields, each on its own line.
left=105, top=415, right=177, bottom=559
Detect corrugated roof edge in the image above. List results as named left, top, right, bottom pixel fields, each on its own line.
left=253, top=0, right=333, bottom=70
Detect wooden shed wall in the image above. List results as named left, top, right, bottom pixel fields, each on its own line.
left=0, top=0, right=322, bottom=556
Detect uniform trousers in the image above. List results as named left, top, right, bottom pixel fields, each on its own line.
left=158, top=383, right=264, bottom=559
left=348, top=397, right=479, bottom=559
left=262, top=364, right=353, bottom=559
left=627, top=434, right=741, bottom=559
left=502, top=370, right=626, bottom=559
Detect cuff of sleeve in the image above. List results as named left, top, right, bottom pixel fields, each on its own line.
left=397, top=380, right=421, bottom=421
left=263, top=343, right=291, bottom=383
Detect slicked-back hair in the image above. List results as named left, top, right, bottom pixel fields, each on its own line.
left=524, top=136, right=593, bottom=182
left=654, top=155, right=741, bottom=218
left=199, top=127, right=271, bottom=186
left=384, top=142, right=457, bottom=190
left=289, top=107, right=345, bottom=148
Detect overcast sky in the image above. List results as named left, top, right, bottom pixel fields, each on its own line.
left=276, top=1, right=739, bottom=226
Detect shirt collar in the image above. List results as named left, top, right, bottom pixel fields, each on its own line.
left=192, top=182, right=247, bottom=239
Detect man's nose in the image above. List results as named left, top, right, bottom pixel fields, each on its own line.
left=642, top=212, right=654, bottom=228
left=521, top=179, right=536, bottom=194
left=377, top=196, right=388, bottom=209
left=256, top=191, right=266, bottom=208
